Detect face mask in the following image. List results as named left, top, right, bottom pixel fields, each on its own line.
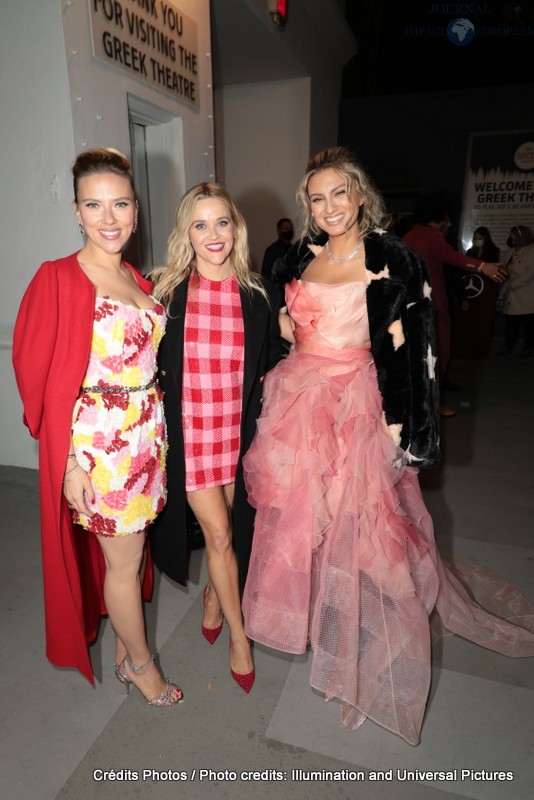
left=507, top=237, right=514, bottom=248
left=280, top=230, right=293, bottom=242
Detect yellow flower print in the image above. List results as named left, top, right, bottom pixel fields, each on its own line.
left=91, top=331, right=110, bottom=360
left=116, top=454, right=131, bottom=477
left=123, top=402, right=141, bottom=429
left=125, top=366, right=143, bottom=387
left=111, top=318, right=125, bottom=346
left=72, top=432, right=94, bottom=448
left=122, top=494, right=154, bottom=527
left=91, top=461, right=113, bottom=493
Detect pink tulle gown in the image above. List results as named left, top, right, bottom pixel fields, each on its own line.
left=242, top=278, right=534, bottom=745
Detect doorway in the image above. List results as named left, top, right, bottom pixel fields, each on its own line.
left=125, top=95, right=186, bottom=274
left=127, top=122, right=154, bottom=273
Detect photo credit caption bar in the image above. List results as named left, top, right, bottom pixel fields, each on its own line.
left=92, top=768, right=515, bottom=783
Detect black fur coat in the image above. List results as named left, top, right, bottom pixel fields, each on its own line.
left=272, top=230, right=440, bottom=468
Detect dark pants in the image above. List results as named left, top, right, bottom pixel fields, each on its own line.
left=504, top=313, right=534, bottom=353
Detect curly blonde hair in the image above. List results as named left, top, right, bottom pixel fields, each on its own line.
left=297, top=146, right=389, bottom=239
left=152, top=182, right=266, bottom=311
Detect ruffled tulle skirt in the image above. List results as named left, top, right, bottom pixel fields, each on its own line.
left=242, top=346, right=534, bottom=745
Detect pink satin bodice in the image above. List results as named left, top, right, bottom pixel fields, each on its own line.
left=286, top=278, right=371, bottom=356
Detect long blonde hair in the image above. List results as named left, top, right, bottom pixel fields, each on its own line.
left=297, top=146, right=389, bottom=239
left=152, top=182, right=266, bottom=311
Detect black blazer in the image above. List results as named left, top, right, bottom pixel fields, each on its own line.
left=150, top=276, right=283, bottom=590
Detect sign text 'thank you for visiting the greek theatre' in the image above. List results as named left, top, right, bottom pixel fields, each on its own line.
left=89, top=0, right=199, bottom=108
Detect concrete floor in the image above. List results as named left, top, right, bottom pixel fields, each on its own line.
left=1, top=346, right=533, bottom=800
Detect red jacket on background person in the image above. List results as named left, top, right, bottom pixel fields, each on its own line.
left=403, top=224, right=482, bottom=382
left=403, top=224, right=482, bottom=312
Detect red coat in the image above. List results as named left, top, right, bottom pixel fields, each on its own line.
left=13, top=252, right=153, bottom=683
left=403, top=224, right=482, bottom=312
left=403, top=225, right=484, bottom=381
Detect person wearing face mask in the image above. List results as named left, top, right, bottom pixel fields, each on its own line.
left=403, top=195, right=506, bottom=416
left=261, top=217, right=294, bottom=280
left=467, top=226, right=500, bottom=262
left=500, top=225, right=534, bottom=358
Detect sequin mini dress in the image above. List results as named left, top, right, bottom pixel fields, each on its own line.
left=71, top=296, right=167, bottom=536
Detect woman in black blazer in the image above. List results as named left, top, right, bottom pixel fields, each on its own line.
left=151, top=183, right=282, bottom=692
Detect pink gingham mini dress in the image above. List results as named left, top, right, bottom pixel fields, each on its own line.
left=182, top=273, right=244, bottom=491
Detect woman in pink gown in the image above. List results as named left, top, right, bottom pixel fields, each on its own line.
left=242, top=147, right=534, bottom=745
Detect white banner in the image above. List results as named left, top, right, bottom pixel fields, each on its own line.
left=460, top=131, right=534, bottom=255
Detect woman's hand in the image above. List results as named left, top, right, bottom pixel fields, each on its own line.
left=63, top=463, right=95, bottom=516
left=279, top=308, right=296, bottom=344
left=480, top=262, right=507, bottom=283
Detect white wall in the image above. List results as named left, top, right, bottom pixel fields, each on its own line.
left=214, top=78, right=310, bottom=267
left=0, top=0, right=76, bottom=468
left=60, top=0, right=215, bottom=215
left=0, top=0, right=78, bottom=313
left=212, top=0, right=356, bottom=267
left=259, top=0, right=353, bottom=156
left=1, top=0, right=214, bottom=468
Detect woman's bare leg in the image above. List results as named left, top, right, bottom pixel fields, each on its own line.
left=98, top=533, right=181, bottom=701
left=187, top=485, right=253, bottom=675
left=110, top=544, right=147, bottom=666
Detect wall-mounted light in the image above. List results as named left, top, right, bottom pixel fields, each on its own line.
left=268, top=0, right=288, bottom=31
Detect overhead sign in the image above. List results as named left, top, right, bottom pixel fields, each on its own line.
left=89, top=0, right=199, bottom=108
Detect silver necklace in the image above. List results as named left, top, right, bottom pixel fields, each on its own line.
left=325, top=240, right=363, bottom=263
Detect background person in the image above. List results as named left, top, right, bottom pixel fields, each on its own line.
left=403, top=194, right=506, bottom=415
left=500, top=225, right=534, bottom=358
left=467, top=225, right=500, bottom=263
left=446, top=225, right=501, bottom=360
left=261, top=217, right=294, bottom=280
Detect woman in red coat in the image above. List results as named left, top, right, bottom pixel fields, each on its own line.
left=13, top=148, right=181, bottom=705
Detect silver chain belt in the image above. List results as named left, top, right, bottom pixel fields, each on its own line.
left=80, top=378, right=157, bottom=395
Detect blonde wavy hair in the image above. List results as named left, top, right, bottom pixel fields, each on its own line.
left=152, top=182, right=266, bottom=311
left=297, top=146, right=389, bottom=239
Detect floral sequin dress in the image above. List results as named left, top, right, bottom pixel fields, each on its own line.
left=71, top=296, right=167, bottom=536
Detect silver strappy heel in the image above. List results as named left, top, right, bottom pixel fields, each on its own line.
left=116, top=655, right=183, bottom=706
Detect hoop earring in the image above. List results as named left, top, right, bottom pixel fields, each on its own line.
left=78, top=222, right=85, bottom=236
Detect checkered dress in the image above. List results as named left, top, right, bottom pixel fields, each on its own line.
left=182, top=273, right=245, bottom=491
